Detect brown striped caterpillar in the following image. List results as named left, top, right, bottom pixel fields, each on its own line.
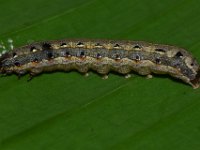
left=0, top=39, right=200, bottom=89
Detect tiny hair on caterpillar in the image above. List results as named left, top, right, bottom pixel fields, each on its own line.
left=0, top=38, right=200, bottom=89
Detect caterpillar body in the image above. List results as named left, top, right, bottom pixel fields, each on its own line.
left=0, top=39, right=199, bottom=89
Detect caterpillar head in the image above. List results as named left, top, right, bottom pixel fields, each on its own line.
left=185, top=57, right=200, bottom=89
left=190, top=66, right=200, bottom=89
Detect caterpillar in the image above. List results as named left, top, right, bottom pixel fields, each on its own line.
left=0, top=39, right=199, bottom=89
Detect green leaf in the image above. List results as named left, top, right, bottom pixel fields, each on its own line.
left=0, top=0, right=200, bottom=150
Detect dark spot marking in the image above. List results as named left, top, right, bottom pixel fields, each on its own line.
left=134, top=45, right=141, bottom=49
left=114, top=44, right=120, bottom=48
left=30, top=46, right=36, bottom=52
left=115, top=54, right=120, bottom=60
left=97, top=53, right=101, bottom=58
left=95, top=43, right=103, bottom=47
left=175, top=51, right=183, bottom=58
left=135, top=54, right=140, bottom=60
left=77, top=42, right=84, bottom=46
left=155, top=48, right=166, bottom=53
left=60, top=43, right=67, bottom=46
left=95, top=43, right=101, bottom=46
left=65, top=51, right=70, bottom=57
left=13, top=52, right=17, bottom=57
left=42, top=43, right=51, bottom=50
left=32, top=58, right=38, bottom=63
left=155, top=58, right=161, bottom=64
left=47, top=51, right=53, bottom=59
left=80, top=51, right=85, bottom=57
left=14, top=62, right=20, bottom=67
left=66, top=51, right=69, bottom=55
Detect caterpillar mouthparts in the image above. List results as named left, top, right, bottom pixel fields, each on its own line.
left=0, top=39, right=199, bottom=89
left=190, top=67, right=200, bottom=88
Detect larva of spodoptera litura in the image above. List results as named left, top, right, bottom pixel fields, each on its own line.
left=0, top=39, right=199, bottom=89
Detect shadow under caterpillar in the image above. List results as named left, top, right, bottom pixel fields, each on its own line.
left=0, top=39, right=199, bottom=89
